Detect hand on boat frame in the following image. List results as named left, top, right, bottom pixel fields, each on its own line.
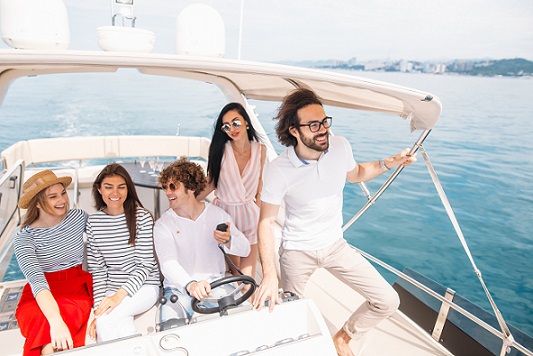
left=252, top=273, right=281, bottom=312
left=389, top=148, right=417, bottom=168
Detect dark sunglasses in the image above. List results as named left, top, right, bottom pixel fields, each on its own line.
left=161, top=182, right=178, bottom=191
left=296, top=116, right=332, bottom=133
left=221, top=119, right=242, bottom=133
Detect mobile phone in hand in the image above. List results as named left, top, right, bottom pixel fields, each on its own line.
left=216, top=223, right=228, bottom=232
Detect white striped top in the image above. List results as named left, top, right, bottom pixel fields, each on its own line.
left=86, top=207, right=160, bottom=307
left=213, top=140, right=261, bottom=244
left=14, top=209, right=88, bottom=297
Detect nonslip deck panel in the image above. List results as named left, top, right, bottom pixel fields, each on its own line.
left=0, top=285, right=22, bottom=332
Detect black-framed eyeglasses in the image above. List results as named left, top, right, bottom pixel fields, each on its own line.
left=221, top=119, right=242, bottom=133
left=296, top=117, right=332, bottom=133
left=161, top=182, right=178, bottom=191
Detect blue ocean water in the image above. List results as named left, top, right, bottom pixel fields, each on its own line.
left=0, top=70, right=531, bottom=336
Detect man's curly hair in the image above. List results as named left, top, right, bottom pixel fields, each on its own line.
left=158, top=156, right=207, bottom=197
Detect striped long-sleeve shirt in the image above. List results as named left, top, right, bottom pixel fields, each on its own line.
left=86, top=207, right=160, bottom=307
left=14, top=209, right=88, bottom=297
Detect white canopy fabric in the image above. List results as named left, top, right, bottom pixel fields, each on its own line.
left=0, top=50, right=442, bottom=131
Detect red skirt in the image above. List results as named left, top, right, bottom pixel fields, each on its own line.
left=15, top=265, right=93, bottom=356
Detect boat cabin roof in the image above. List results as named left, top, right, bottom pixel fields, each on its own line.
left=0, top=50, right=442, bottom=132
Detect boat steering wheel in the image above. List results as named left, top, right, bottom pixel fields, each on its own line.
left=191, top=275, right=257, bottom=315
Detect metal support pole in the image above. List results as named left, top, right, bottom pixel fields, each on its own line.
left=342, top=129, right=432, bottom=232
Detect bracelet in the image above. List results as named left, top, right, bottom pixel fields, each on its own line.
left=224, top=236, right=232, bottom=245
left=379, top=159, right=391, bottom=171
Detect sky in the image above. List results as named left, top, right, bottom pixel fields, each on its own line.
left=2, top=0, right=533, bottom=63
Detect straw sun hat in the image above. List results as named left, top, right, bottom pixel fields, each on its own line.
left=18, top=170, right=72, bottom=209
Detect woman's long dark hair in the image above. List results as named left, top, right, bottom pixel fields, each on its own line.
left=92, top=163, right=148, bottom=246
left=207, top=103, right=261, bottom=187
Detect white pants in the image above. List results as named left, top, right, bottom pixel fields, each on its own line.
left=280, top=238, right=400, bottom=340
left=96, top=284, right=159, bottom=342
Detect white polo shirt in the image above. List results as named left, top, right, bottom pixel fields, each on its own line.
left=261, top=135, right=356, bottom=250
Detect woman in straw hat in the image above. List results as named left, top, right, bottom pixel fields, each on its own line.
left=14, top=170, right=92, bottom=356
left=86, top=163, right=159, bottom=342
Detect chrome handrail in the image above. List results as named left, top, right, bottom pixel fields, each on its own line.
left=0, top=159, right=23, bottom=238
left=342, top=129, right=432, bottom=232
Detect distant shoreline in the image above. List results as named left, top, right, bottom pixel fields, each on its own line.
left=282, top=58, right=533, bottom=78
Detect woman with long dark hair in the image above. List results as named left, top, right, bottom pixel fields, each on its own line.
left=86, top=163, right=160, bottom=342
left=198, top=102, right=266, bottom=281
left=14, top=170, right=92, bottom=355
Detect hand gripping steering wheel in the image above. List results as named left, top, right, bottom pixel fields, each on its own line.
left=191, top=275, right=256, bottom=315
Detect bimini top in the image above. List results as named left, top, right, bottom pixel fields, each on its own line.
left=0, top=49, right=442, bottom=132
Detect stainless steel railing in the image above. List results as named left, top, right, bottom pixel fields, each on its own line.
left=0, top=160, right=23, bottom=240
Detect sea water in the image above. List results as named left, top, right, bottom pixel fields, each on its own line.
left=0, top=69, right=531, bottom=336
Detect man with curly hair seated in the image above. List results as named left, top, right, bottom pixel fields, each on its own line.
left=154, top=157, right=250, bottom=321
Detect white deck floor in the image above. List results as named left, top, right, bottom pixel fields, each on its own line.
left=305, top=268, right=452, bottom=355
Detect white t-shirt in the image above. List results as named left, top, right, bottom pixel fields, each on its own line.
left=261, top=135, right=356, bottom=250
left=154, top=203, right=250, bottom=293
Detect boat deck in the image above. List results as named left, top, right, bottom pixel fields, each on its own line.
left=0, top=271, right=452, bottom=356
left=0, top=167, right=453, bottom=355
left=306, top=268, right=451, bottom=355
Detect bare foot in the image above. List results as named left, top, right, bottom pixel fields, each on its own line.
left=333, top=328, right=354, bottom=356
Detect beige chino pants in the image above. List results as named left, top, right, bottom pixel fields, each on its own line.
left=279, top=238, right=400, bottom=339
